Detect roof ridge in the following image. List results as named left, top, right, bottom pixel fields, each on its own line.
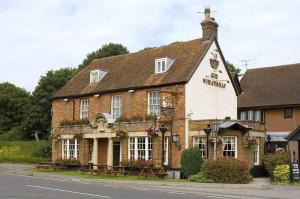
left=91, top=38, right=203, bottom=62
left=248, top=62, right=300, bottom=71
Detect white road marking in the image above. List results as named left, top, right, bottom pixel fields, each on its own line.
left=26, top=185, right=111, bottom=198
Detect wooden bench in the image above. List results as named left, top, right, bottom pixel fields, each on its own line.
left=106, top=166, right=127, bottom=176
left=36, top=162, right=52, bottom=170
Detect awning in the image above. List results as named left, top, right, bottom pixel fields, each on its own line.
left=219, top=122, right=251, bottom=133
left=285, top=126, right=300, bottom=141
left=265, top=131, right=289, bottom=142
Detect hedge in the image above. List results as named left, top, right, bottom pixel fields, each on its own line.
left=201, top=158, right=251, bottom=184
left=180, top=147, right=203, bottom=178
left=262, top=152, right=290, bottom=178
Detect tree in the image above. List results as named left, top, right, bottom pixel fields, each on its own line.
left=0, top=82, right=30, bottom=133
left=226, top=61, right=241, bottom=76
left=78, top=43, right=129, bottom=69
left=22, top=67, right=78, bottom=139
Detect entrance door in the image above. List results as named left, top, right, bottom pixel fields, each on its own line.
left=113, top=142, right=120, bottom=166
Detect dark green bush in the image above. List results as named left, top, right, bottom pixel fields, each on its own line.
left=202, top=158, right=251, bottom=184
left=32, top=141, right=51, bottom=158
left=180, top=147, right=203, bottom=178
left=262, top=152, right=290, bottom=178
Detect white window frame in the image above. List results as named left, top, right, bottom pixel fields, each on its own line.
left=128, top=137, right=152, bottom=161
left=111, top=95, right=122, bottom=119
left=222, top=136, right=237, bottom=158
left=193, top=137, right=206, bottom=158
left=163, top=137, right=169, bottom=165
left=155, top=58, right=167, bottom=73
left=90, top=69, right=107, bottom=84
left=80, top=99, right=89, bottom=119
left=148, top=91, right=160, bottom=116
left=62, top=139, right=80, bottom=160
left=254, top=143, right=260, bottom=165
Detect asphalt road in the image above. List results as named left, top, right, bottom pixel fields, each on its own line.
left=0, top=172, right=218, bottom=199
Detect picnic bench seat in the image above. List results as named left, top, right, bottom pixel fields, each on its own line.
left=105, top=166, right=127, bottom=176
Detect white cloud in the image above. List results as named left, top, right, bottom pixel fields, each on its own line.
left=0, top=0, right=299, bottom=91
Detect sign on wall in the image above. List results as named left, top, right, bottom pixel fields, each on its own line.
left=202, top=50, right=227, bottom=89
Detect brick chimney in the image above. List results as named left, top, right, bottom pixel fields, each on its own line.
left=201, top=7, right=219, bottom=40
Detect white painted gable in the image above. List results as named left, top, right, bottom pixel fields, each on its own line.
left=185, top=41, right=237, bottom=120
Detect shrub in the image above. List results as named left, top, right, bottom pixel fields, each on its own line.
left=130, top=114, right=143, bottom=122
left=180, top=148, right=203, bottom=178
left=32, top=141, right=51, bottom=158
left=0, top=127, right=26, bottom=141
left=201, top=158, right=251, bottom=184
left=273, top=164, right=290, bottom=182
left=262, top=152, right=290, bottom=178
left=188, top=172, right=215, bottom=183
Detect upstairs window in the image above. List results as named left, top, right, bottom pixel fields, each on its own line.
left=239, top=110, right=263, bottom=122
left=90, top=69, right=107, bottom=84
left=80, top=99, right=89, bottom=119
left=148, top=91, right=160, bottom=116
left=155, top=58, right=174, bottom=74
left=112, top=95, right=122, bottom=119
left=284, top=108, right=293, bottom=118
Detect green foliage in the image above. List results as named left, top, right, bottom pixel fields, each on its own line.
left=78, top=43, right=129, bottom=69
left=262, top=152, right=290, bottom=178
left=0, top=141, right=50, bottom=163
left=22, top=68, right=78, bottom=139
left=0, top=82, right=30, bottom=133
left=273, top=164, right=290, bottom=182
left=0, top=126, right=26, bottom=141
left=201, top=158, right=252, bottom=184
left=226, top=61, right=241, bottom=76
left=188, top=172, right=215, bottom=183
left=180, top=148, right=203, bottom=178
left=32, top=141, right=52, bottom=158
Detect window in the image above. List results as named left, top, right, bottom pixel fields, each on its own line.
left=239, top=110, right=263, bottom=122
left=148, top=91, right=160, bottom=116
left=193, top=137, right=206, bottom=157
left=155, top=58, right=174, bottom=74
left=240, top=111, right=247, bottom=120
left=284, top=108, right=293, bottom=118
left=164, top=137, right=169, bottom=165
left=88, top=139, right=94, bottom=162
left=128, top=137, right=152, bottom=161
left=254, top=143, right=260, bottom=165
left=62, top=139, right=80, bottom=160
left=112, top=95, right=122, bottom=119
left=223, top=136, right=237, bottom=158
left=80, top=99, right=89, bottom=119
left=90, top=69, right=107, bottom=84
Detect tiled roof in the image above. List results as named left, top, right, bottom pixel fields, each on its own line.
left=238, top=63, right=300, bottom=108
left=53, top=38, right=210, bottom=98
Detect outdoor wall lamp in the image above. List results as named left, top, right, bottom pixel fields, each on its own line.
left=172, top=132, right=181, bottom=150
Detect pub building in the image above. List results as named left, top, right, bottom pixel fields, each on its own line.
left=238, top=63, right=300, bottom=162
left=51, top=8, right=265, bottom=175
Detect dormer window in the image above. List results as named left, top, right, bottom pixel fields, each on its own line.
left=155, top=57, right=174, bottom=74
left=90, top=69, right=107, bottom=84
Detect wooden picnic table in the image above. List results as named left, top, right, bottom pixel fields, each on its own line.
left=106, top=166, right=127, bottom=176
left=138, top=167, right=168, bottom=178
left=36, top=161, right=65, bottom=171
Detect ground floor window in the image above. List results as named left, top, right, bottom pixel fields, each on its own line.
left=223, top=136, right=237, bottom=158
left=193, top=137, right=206, bottom=157
left=62, top=139, right=80, bottom=160
left=164, top=137, right=169, bottom=165
left=254, top=143, right=260, bottom=165
left=128, top=137, right=152, bottom=161
left=88, top=139, right=94, bottom=162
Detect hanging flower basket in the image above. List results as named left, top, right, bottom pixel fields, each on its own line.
left=115, top=129, right=128, bottom=139
left=243, top=136, right=259, bottom=148
left=146, top=127, right=159, bottom=137
left=208, top=136, right=223, bottom=145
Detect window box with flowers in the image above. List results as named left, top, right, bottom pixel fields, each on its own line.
left=59, top=119, right=90, bottom=126
left=146, top=127, right=159, bottom=137
left=115, top=129, right=128, bottom=139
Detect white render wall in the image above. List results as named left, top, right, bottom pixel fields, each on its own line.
left=185, top=41, right=237, bottom=120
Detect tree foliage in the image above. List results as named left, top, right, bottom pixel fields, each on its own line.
left=78, top=43, right=129, bottom=69
left=0, top=82, right=30, bottom=133
left=22, top=68, right=78, bottom=139
left=180, top=147, right=203, bottom=178
left=226, top=61, right=241, bottom=76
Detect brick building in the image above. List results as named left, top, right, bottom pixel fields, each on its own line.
left=238, top=63, right=300, bottom=162
left=51, top=8, right=264, bottom=170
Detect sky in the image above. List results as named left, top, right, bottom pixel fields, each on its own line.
left=1, top=0, right=300, bottom=92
